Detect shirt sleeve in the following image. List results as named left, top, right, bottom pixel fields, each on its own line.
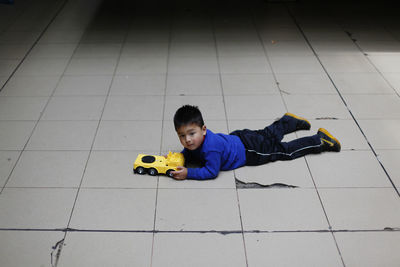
left=186, top=151, right=221, bottom=180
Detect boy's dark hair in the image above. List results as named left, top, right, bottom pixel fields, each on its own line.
left=174, top=105, right=204, bottom=131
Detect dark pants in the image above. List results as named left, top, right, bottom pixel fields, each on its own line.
left=230, top=116, right=322, bottom=166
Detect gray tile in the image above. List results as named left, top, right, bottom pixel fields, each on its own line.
left=39, top=30, right=84, bottom=44
left=7, top=151, right=89, bottom=188
left=116, top=57, right=168, bottom=74
left=219, top=56, right=272, bottom=74
left=41, top=96, right=106, bottom=120
left=269, top=56, right=324, bottom=74
left=170, top=42, right=217, bottom=57
left=307, top=150, right=392, bottom=188
left=310, top=40, right=360, bottom=55
left=93, top=120, right=162, bottom=151
left=344, top=94, right=400, bottom=119
left=58, top=232, right=152, bottom=267
left=102, top=96, right=163, bottom=120
left=27, top=44, right=77, bottom=58
left=69, top=188, right=156, bottom=230
left=82, top=150, right=158, bottom=188
left=80, top=30, right=126, bottom=43
left=331, top=72, right=395, bottom=94
left=15, top=58, right=70, bottom=76
left=110, top=74, right=165, bottom=96
left=275, top=73, right=337, bottom=94
left=238, top=188, right=329, bottom=231
left=0, top=75, right=60, bottom=96
left=376, top=150, right=400, bottom=187
left=358, top=119, right=400, bottom=149
left=168, top=56, right=219, bottom=74
left=221, top=73, right=279, bottom=95
left=27, top=121, right=98, bottom=150
left=0, top=59, right=19, bottom=76
left=73, top=43, right=122, bottom=58
left=217, top=41, right=265, bottom=57
left=0, top=121, right=36, bottom=150
left=382, top=72, right=400, bottom=95
left=166, top=74, right=221, bottom=95
left=369, top=55, right=400, bottom=72
left=152, top=233, right=246, bottom=267
left=55, top=75, right=112, bottom=96
left=155, top=189, right=241, bottom=231
left=319, top=188, right=400, bottom=230
left=319, top=55, right=377, bottom=73
left=265, top=40, right=314, bottom=56
left=245, top=233, right=343, bottom=267
left=121, top=42, right=169, bottom=57
left=0, top=151, right=20, bottom=187
left=335, top=232, right=400, bottom=267
left=65, top=58, right=118, bottom=75
left=0, top=188, right=76, bottom=228
left=0, top=97, right=48, bottom=120
left=0, top=44, right=30, bottom=59
left=0, top=231, right=65, bottom=267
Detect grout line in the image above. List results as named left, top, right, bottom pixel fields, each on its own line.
left=284, top=3, right=400, bottom=198
left=211, top=8, right=250, bottom=267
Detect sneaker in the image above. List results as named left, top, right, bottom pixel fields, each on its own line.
left=284, top=112, right=311, bottom=131
left=317, top=128, right=341, bottom=152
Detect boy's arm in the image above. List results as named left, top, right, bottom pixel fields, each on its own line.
left=186, top=151, right=221, bottom=180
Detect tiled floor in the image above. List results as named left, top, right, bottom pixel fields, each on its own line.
left=0, top=0, right=399, bottom=266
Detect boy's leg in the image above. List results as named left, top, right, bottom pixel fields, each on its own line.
left=257, top=113, right=311, bottom=141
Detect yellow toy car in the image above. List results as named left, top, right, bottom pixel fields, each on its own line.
left=134, top=152, right=185, bottom=177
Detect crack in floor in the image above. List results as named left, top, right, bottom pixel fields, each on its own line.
left=235, top=178, right=298, bottom=189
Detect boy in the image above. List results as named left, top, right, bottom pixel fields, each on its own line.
left=171, top=105, right=340, bottom=180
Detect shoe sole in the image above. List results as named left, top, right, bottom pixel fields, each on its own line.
left=284, top=112, right=311, bottom=128
left=318, top=128, right=341, bottom=149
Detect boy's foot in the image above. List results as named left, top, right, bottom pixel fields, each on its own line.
left=317, top=128, right=341, bottom=152
left=284, top=112, right=311, bottom=131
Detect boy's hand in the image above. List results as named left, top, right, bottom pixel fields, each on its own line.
left=171, top=166, right=187, bottom=180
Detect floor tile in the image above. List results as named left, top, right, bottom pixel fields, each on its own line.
left=155, top=189, right=241, bottom=231
left=0, top=75, right=60, bottom=96
left=0, top=188, right=76, bottom=228
left=82, top=150, right=158, bottom=188
left=116, top=56, right=168, bottom=74
left=335, top=232, right=400, bottom=267
left=152, top=233, right=246, bottom=267
left=319, top=188, right=400, bottom=230
left=382, top=72, right=400, bottom=94
left=110, top=74, right=166, bottom=95
left=369, top=54, right=400, bottom=72
left=41, top=96, right=106, bottom=121
left=310, top=39, right=360, bottom=55
left=219, top=56, right=272, bottom=74
left=69, top=188, right=156, bottom=230
left=265, top=40, right=314, bottom=56
left=221, top=73, right=279, bottom=95
left=170, top=42, right=217, bottom=57
left=217, top=41, right=265, bottom=57
left=319, top=55, right=377, bottom=73
left=0, top=44, right=30, bottom=59
left=0, top=151, right=20, bottom=187
left=306, top=150, right=392, bottom=188
left=93, top=120, right=162, bottom=151
left=27, top=121, right=98, bottom=150
left=283, top=94, right=351, bottom=120
left=80, top=30, right=126, bottom=43
left=65, top=58, right=118, bottom=75
left=126, top=29, right=170, bottom=43
left=164, top=95, right=226, bottom=120
left=27, top=44, right=77, bottom=58
left=257, top=27, right=304, bottom=42
left=73, top=43, right=122, bottom=58
left=269, top=56, right=324, bottom=74
left=168, top=56, right=219, bottom=74
left=7, top=151, right=89, bottom=188
left=15, top=58, right=70, bottom=76
left=297, top=119, right=370, bottom=150
left=0, top=231, right=65, bottom=267
left=275, top=73, right=337, bottom=94
left=330, top=72, right=395, bottom=94
left=225, top=95, right=286, bottom=120
left=0, top=59, right=19, bottom=76
left=0, top=96, right=48, bottom=120
left=102, top=96, right=163, bottom=120
left=39, top=29, right=84, bottom=44
left=121, top=42, right=169, bottom=57
left=376, top=150, right=400, bottom=187
left=357, top=119, right=400, bottom=149
left=235, top=158, right=314, bottom=188
left=166, top=74, right=221, bottom=95
left=0, top=121, right=36, bottom=150
left=343, top=94, right=400, bottom=119
left=58, top=232, right=152, bottom=267
left=245, top=233, right=343, bottom=267
left=55, top=75, right=112, bottom=96
left=238, top=188, right=329, bottom=231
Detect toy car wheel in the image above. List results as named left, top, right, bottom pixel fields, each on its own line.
left=166, top=169, right=174, bottom=178
left=135, top=166, right=146, bottom=175
left=148, top=168, right=158, bottom=176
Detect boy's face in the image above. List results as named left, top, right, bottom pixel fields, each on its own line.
left=176, top=123, right=207, bottom=150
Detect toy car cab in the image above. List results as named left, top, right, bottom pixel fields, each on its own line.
left=134, top=152, right=185, bottom=177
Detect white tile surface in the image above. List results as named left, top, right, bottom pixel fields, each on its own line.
left=0, top=231, right=65, bottom=267
left=0, top=121, right=36, bottom=150
left=55, top=75, right=112, bottom=96
left=221, top=73, right=279, bottom=95
left=269, top=56, right=324, bottom=74
left=152, top=233, right=246, bottom=267
left=58, top=232, right=153, bottom=267
left=156, top=189, right=241, bottom=231
left=357, top=119, right=400, bottom=149
left=238, top=189, right=329, bottom=231
left=65, top=58, right=118, bottom=75
left=0, top=151, right=20, bottom=187
left=110, top=74, right=166, bottom=96
left=245, top=233, right=343, bottom=267
left=0, top=75, right=60, bottom=96
left=219, top=56, right=272, bottom=74
left=0, top=188, right=76, bottom=228
left=335, top=232, right=400, bottom=267
left=168, top=56, right=219, bottom=74
left=69, top=188, right=156, bottom=230
left=0, top=97, right=48, bottom=120
left=166, top=74, right=222, bottom=95
left=344, top=94, right=400, bottom=119
left=376, top=150, right=400, bottom=187
left=15, top=58, right=70, bottom=76
left=319, top=55, right=377, bottom=73
left=116, top=56, right=168, bottom=74
left=319, top=188, right=400, bottom=230
left=275, top=73, right=337, bottom=94
left=331, top=72, right=395, bottom=94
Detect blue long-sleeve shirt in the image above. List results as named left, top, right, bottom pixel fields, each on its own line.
left=182, top=129, right=246, bottom=180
